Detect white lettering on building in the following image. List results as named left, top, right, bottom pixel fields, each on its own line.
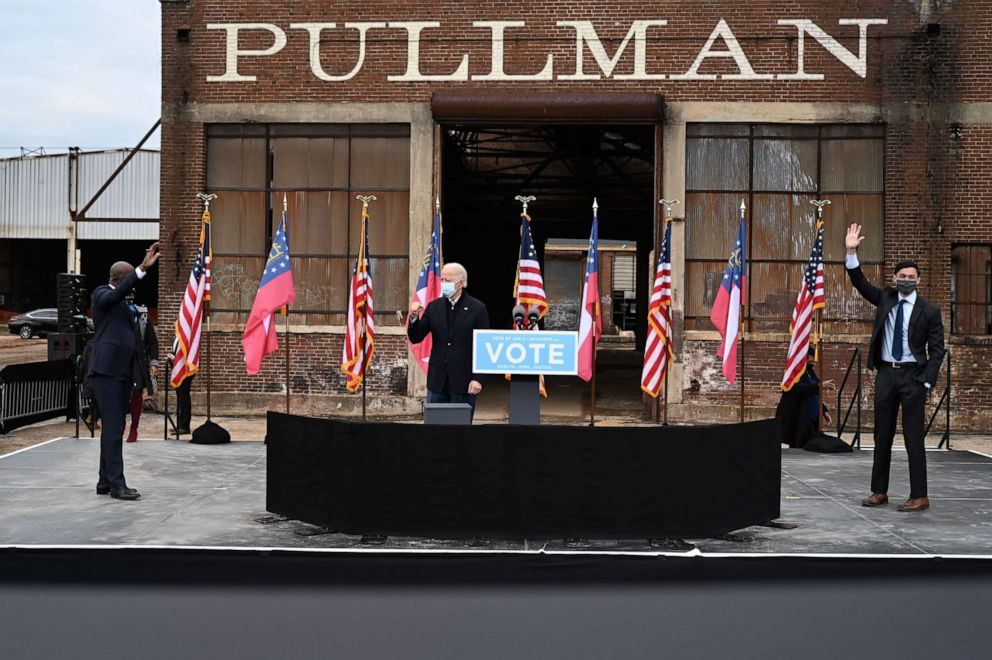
left=203, top=18, right=888, bottom=84
left=206, top=23, right=287, bottom=82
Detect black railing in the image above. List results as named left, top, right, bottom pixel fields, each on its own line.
left=0, top=360, right=74, bottom=435
left=923, top=349, right=952, bottom=449
left=836, top=347, right=862, bottom=449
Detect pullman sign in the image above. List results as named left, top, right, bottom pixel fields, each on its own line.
left=206, top=18, right=888, bottom=84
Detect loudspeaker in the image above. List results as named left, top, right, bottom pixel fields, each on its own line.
left=48, top=332, right=89, bottom=361
left=56, top=273, right=88, bottom=333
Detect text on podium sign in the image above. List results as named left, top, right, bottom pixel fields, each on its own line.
left=472, top=330, right=579, bottom=375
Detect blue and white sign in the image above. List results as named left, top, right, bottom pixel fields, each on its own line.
left=472, top=330, right=578, bottom=375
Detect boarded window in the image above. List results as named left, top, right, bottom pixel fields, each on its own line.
left=951, top=245, right=992, bottom=335
left=685, top=124, right=884, bottom=333
left=205, top=124, right=411, bottom=325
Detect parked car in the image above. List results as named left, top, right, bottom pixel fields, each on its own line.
left=7, top=308, right=93, bottom=339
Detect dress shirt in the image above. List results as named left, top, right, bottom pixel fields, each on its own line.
left=847, top=253, right=929, bottom=387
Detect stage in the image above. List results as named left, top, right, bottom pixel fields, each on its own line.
left=2, top=435, right=992, bottom=556
left=4, top=435, right=992, bottom=659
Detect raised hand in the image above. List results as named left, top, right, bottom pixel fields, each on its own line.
left=845, top=224, right=865, bottom=253
left=139, top=242, right=161, bottom=270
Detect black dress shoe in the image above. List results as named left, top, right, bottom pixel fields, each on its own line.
left=96, top=483, right=111, bottom=495
left=110, top=486, right=141, bottom=500
left=176, top=427, right=191, bottom=435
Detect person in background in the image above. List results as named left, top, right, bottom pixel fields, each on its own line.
left=125, top=295, right=159, bottom=443
left=169, top=337, right=194, bottom=435
left=776, top=346, right=831, bottom=449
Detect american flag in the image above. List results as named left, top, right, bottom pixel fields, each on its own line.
left=512, top=211, right=547, bottom=397
left=514, top=213, right=548, bottom=319
left=408, top=207, right=442, bottom=374
left=782, top=219, right=826, bottom=391
left=341, top=203, right=375, bottom=392
left=170, top=207, right=211, bottom=388
left=641, top=220, right=674, bottom=397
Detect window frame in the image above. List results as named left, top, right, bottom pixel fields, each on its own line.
left=204, top=123, right=411, bottom=323
left=684, top=123, right=886, bottom=333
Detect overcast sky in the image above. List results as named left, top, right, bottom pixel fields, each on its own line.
left=0, top=0, right=160, bottom=158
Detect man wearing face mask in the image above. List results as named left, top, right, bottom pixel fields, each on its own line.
left=88, top=242, right=161, bottom=500
left=408, top=262, right=490, bottom=420
left=845, top=224, right=945, bottom=512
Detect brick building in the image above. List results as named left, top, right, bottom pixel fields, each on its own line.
left=159, top=1, right=992, bottom=429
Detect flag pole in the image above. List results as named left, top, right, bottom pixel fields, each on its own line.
left=196, top=192, right=217, bottom=422
left=357, top=194, right=377, bottom=422
left=283, top=194, right=291, bottom=415
left=739, top=198, right=746, bottom=425
left=811, top=199, right=832, bottom=431
left=590, top=198, right=599, bottom=427
left=659, top=199, right=680, bottom=426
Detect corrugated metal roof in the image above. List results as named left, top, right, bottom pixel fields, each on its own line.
left=0, top=154, right=68, bottom=238
left=0, top=150, right=159, bottom=241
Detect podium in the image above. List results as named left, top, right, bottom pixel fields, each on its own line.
left=472, top=329, right=579, bottom=426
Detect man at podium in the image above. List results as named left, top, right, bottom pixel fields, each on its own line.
left=408, top=262, right=490, bottom=420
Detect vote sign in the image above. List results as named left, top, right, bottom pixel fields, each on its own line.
left=472, top=330, right=579, bottom=375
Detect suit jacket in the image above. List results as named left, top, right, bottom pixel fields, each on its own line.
left=846, top=266, right=945, bottom=385
left=88, top=271, right=141, bottom=380
left=408, top=292, right=490, bottom=394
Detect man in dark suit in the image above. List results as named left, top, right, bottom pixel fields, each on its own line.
left=89, top=242, right=160, bottom=500
left=845, top=224, right=944, bottom=512
left=408, top=262, right=490, bottom=420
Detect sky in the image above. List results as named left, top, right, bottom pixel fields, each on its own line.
left=0, top=0, right=161, bottom=157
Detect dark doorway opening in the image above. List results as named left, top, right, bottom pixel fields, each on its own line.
left=440, top=124, right=657, bottom=420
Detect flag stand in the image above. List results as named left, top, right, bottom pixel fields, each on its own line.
left=589, top=336, right=597, bottom=427
left=355, top=194, right=378, bottom=423
left=738, top=199, right=746, bottom=425
left=810, top=199, right=832, bottom=431
left=205, top=312, right=212, bottom=421
left=658, top=199, right=679, bottom=426
left=588, top=198, right=600, bottom=428
left=284, top=307, right=290, bottom=415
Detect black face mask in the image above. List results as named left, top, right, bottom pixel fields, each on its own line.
left=895, top=280, right=917, bottom=295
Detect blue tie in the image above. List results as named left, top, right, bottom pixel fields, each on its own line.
left=892, top=300, right=906, bottom=361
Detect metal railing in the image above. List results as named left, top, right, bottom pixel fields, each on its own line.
left=924, top=349, right=952, bottom=449
left=0, top=360, right=74, bottom=434
left=835, top=347, right=862, bottom=449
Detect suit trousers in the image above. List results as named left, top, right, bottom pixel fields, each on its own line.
left=872, top=365, right=928, bottom=498
left=90, top=374, right=133, bottom=488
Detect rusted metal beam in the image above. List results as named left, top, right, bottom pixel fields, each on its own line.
left=72, top=118, right=161, bottom=222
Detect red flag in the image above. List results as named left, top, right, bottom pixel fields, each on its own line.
left=710, top=216, right=747, bottom=384
left=242, top=208, right=296, bottom=375
left=408, top=208, right=442, bottom=374
left=782, top=219, right=826, bottom=390
left=642, top=221, right=673, bottom=397
left=170, top=208, right=211, bottom=388
left=577, top=211, right=601, bottom=382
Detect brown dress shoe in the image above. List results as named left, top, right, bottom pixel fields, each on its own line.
left=861, top=493, right=889, bottom=507
left=897, top=497, right=930, bottom=512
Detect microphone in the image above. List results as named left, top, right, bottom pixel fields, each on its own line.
left=512, top=304, right=526, bottom=330
left=527, top=309, right=540, bottom=330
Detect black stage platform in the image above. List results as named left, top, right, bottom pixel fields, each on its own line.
left=3, top=435, right=992, bottom=554
left=5, top=437, right=992, bottom=659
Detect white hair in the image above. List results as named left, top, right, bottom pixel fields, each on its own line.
left=443, top=262, right=468, bottom=288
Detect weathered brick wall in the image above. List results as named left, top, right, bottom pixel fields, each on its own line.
left=159, top=1, right=992, bottom=428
